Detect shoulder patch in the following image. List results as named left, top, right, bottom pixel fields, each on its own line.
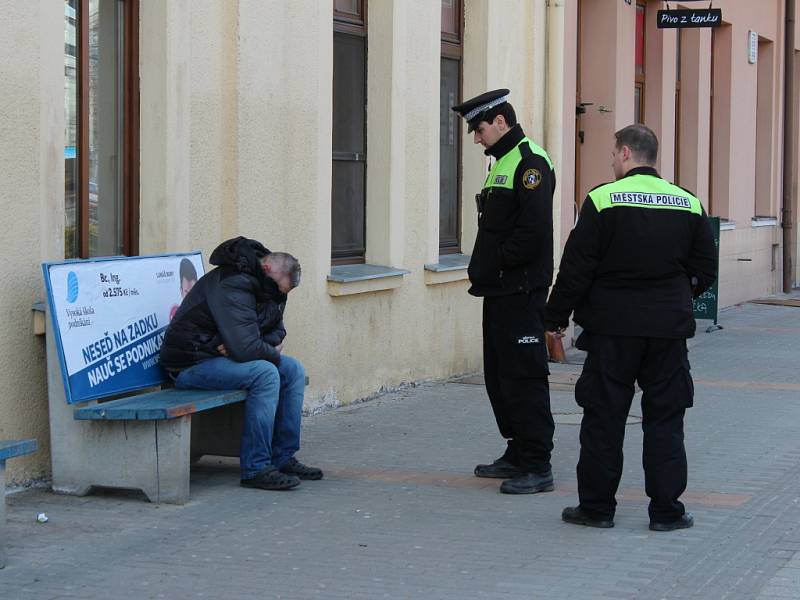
left=494, top=175, right=508, bottom=185
left=522, top=168, right=542, bottom=190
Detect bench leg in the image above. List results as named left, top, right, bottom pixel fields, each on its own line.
left=49, top=417, right=191, bottom=505
left=149, top=419, right=192, bottom=504
left=46, top=312, right=191, bottom=504
left=1, top=459, right=7, bottom=568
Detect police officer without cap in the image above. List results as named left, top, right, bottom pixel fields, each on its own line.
left=545, top=124, right=717, bottom=530
left=452, top=89, right=556, bottom=495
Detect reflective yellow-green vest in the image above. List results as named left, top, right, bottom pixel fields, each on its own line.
left=588, top=174, right=703, bottom=215
left=483, top=137, right=554, bottom=191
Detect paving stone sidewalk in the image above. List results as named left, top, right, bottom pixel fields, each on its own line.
left=2, top=299, right=800, bottom=599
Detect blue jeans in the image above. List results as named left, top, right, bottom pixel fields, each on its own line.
left=174, top=355, right=306, bottom=479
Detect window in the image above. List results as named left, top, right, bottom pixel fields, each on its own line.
left=754, top=38, right=774, bottom=217
left=634, top=1, right=646, bottom=124
left=332, top=0, right=367, bottom=264
left=440, top=0, right=463, bottom=253
left=710, top=24, right=733, bottom=219
left=64, top=0, right=139, bottom=259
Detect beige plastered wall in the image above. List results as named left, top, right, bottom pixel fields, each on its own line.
left=0, top=1, right=64, bottom=483
left=547, top=0, right=578, bottom=254
left=462, top=0, right=565, bottom=277
left=6, top=0, right=795, bottom=483
left=138, top=0, right=550, bottom=413
left=463, top=0, right=550, bottom=254
left=0, top=0, right=553, bottom=484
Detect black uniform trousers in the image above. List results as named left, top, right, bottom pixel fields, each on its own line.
left=574, top=332, right=694, bottom=521
left=482, top=289, right=555, bottom=474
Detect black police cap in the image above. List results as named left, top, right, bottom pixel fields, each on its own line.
left=451, top=88, right=510, bottom=132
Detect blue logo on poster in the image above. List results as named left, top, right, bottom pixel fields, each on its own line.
left=66, top=272, right=79, bottom=303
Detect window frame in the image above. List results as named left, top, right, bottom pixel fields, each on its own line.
left=635, top=1, right=646, bottom=124
left=675, top=28, right=682, bottom=184
left=439, top=0, right=463, bottom=254
left=332, top=1, right=368, bottom=265
left=68, top=0, right=139, bottom=259
left=334, top=0, right=367, bottom=35
left=440, top=0, right=462, bottom=55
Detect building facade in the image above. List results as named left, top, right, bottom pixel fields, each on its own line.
left=568, top=0, right=800, bottom=308
left=1, top=0, right=798, bottom=484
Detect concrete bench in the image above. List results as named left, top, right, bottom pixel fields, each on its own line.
left=1, top=439, right=38, bottom=568
left=41, top=253, right=274, bottom=504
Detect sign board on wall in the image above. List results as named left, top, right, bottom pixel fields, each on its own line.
left=657, top=8, right=722, bottom=29
left=748, top=31, right=758, bottom=64
left=42, top=253, right=205, bottom=405
left=692, top=217, right=721, bottom=327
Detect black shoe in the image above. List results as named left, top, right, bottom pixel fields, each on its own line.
left=474, top=458, right=525, bottom=479
left=649, top=512, right=694, bottom=532
left=562, top=506, right=614, bottom=528
left=241, top=467, right=301, bottom=490
left=499, top=471, right=554, bottom=494
left=279, top=457, right=323, bottom=480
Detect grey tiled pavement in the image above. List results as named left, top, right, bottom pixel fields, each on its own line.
left=3, top=298, right=800, bottom=599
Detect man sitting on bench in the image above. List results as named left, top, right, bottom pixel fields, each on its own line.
left=159, top=236, right=322, bottom=490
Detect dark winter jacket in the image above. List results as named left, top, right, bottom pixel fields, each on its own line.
left=467, top=124, right=556, bottom=297
left=159, top=237, right=287, bottom=371
left=544, top=167, right=717, bottom=339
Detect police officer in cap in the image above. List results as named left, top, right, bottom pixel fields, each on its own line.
left=452, top=89, right=557, bottom=495
left=545, top=124, right=717, bottom=530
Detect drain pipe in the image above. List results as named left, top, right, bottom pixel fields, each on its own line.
left=783, top=0, right=796, bottom=292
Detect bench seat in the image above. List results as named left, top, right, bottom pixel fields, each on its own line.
left=0, top=440, right=37, bottom=462
left=43, top=253, right=311, bottom=504
left=74, top=389, right=247, bottom=421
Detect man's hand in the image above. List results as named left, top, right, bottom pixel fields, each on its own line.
left=217, top=343, right=228, bottom=357
left=545, top=329, right=567, bottom=363
left=275, top=342, right=284, bottom=354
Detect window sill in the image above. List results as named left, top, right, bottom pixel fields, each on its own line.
left=720, top=220, right=736, bottom=231
left=424, top=253, right=470, bottom=285
left=327, top=264, right=410, bottom=296
left=32, top=300, right=46, bottom=336
left=752, top=217, right=778, bottom=228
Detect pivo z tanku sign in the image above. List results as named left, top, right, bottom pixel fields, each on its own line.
left=657, top=6, right=722, bottom=29
left=43, top=253, right=204, bottom=404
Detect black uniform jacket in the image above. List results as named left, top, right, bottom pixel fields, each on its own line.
left=468, top=124, right=556, bottom=297
left=545, top=167, right=717, bottom=339
left=159, top=237, right=287, bottom=371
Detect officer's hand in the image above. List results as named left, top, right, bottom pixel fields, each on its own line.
left=217, top=343, right=228, bottom=356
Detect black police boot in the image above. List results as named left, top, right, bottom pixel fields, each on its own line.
left=561, top=506, right=614, bottom=528
left=499, top=470, right=554, bottom=494
left=474, top=458, right=524, bottom=479
left=649, top=512, right=694, bottom=532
